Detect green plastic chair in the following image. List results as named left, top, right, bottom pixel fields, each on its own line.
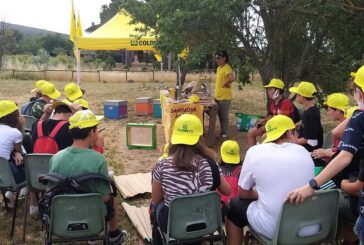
left=245, top=189, right=339, bottom=245
left=22, top=115, right=37, bottom=132
left=159, top=191, right=226, bottom=245
left=46, top=193, right=108, bottom=244
left=22, top=153, right=53, bottom=243
left=0, top=157, right=26, bottom=238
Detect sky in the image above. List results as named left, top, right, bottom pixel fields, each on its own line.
left=0, top=0, right=111, bottom=34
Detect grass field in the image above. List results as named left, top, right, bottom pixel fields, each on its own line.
left=0, top=77, right=336, bottom=244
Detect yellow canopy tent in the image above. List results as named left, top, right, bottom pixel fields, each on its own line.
left=75, top=10, right=156, bottom=51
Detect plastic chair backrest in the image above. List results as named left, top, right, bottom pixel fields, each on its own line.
left=24, top=154, right=52, bottom=191
left=273, top=189, right=339, bottom=245
left=23, top=115, right=37, bottom=132
left=50, top=193, right=106, bottom=239
left=167, top=191, right=223, bottom=241
left=322, top=131, right=333, bottom=149
left=0, top=157, right=17, bottom=190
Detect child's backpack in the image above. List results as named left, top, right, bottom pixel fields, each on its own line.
left=38, top=172, right=117, bottom=228
left=219, top=166, right=241, bottom=205
left=20, top=98, right=46, bottom=116
left=33, top=120, right=67, bottom=154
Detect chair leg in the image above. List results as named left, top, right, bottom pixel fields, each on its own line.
left=10, top=190, right=20, bottom=238
left=22, top=191, right=29, bottom=243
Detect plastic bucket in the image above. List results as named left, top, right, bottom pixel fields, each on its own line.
left=235, top=113, right=263, bottom=132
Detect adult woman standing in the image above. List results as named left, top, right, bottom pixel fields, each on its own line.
left=214, top=50, right=235, bottom=139
left=151, top=114, right=230, bottom=243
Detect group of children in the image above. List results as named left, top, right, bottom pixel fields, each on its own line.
left=0, top=80, right=102, bottom=209
left=2, top=69, right=364, bottom=243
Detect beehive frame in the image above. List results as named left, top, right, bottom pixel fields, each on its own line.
left=126, top=123, right=156, bottom=150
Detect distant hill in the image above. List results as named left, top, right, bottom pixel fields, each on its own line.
left=5, top=22, right=68, bottom=38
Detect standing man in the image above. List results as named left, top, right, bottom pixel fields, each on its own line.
left=226, top=115, right=314, bottom=244
left=214, top=50, right=235, bottom=139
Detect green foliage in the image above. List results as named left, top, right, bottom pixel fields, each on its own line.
left=122, top=0, right=364, bottom=93
left=32, top=48, right=50, bottom=70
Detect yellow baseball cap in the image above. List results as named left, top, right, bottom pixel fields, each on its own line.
left=171, top=114, right=203, bottom=145
left=73, top=98, right=90, bottom=109
left=41, top=83, right=61, bottom=99
left=0, top=100, right=18, bottom=118
left=324, top=93, right=349, bottom=112
left=345, top=106, right=359, bottom=119
left=69, top=110, right=103, bottom=129
left=221, top=140, right=240, bottom=164
left=263, top=115, right=295, bottom=143
left=264, top=78, right=284, bottom=90
left=64, top=83, right=83, bottom=102
left=289, top=81, right=317, bottom=98
left=31, top=80, right=48, bottom=93
left=188, top=94, right=200, bottom=103
left=351, top=65, right=364, bottom=91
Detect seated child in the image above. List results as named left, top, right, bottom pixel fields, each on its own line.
left=0, top=100, right=25, bottom=207
left=218, top=140, right=242, bottom=216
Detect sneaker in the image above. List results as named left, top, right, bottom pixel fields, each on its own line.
left=5, top=191, right=15, bottom=208
left=109, top=230, right=129, bottom=245
left=87, top=240, right=97, bottom=245
left=29, top=205, right=39, bottom=215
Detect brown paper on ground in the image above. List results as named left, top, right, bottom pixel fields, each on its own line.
left=113, top=172, right=151, bottom=198
left=122, top=202, right=152, bottom=242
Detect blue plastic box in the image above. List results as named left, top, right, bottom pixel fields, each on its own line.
left=153, top=99, right=161, bottom=118
left=104, top=100, right=127, bottom=119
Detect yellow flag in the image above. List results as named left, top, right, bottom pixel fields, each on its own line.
left=70, top=0, right=76, bottom=42
left=76, top=11, right=83, bottom=37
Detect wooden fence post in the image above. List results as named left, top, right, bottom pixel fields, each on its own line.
left=98, top=70, right=101, bottom=83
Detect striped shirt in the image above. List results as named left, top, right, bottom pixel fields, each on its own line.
left=153, top=156, right=218, bottom=207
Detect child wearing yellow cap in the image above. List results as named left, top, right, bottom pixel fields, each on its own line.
left=247, top=78, right=298, bottom=148
left=0, top=100, right=26, bottom=207
left=150, top=114, right=231, bottom=243
left=289, top=81, right=324, bottom=166
left=311, top=93, right=349, bottom=163
left=218, top=140, right=242, bottom=217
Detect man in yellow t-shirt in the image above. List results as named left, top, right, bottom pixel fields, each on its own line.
left=214, top=50, right=235, bottom=139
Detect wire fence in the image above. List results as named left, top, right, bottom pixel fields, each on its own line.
left=0, top=68, right=218, bottom=83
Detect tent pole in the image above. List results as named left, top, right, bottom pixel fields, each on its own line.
left=76, top=47, right=81, bottom=86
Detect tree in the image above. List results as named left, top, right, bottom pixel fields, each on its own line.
left=122, top=0, right=364, bottom=92
left=0, top=19, right=22, bottom=69
left=86, top=0, right=122, bottom=33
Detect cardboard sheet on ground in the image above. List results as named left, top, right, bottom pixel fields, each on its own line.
left=122, top=202, right=152, bottom=243
left=114, top=172, right=152, bottom=198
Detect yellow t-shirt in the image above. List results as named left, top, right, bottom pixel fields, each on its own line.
left=215, top=64, right=233, bottom=100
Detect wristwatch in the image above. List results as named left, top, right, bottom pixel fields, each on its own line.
left=309, top=179, right=320, bottom=190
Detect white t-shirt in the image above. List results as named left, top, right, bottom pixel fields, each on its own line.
left=0, top=124, right=23, bottom=160
left=239, top=142, right=314, bottom=239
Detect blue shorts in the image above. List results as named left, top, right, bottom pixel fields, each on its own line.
left=9, top=160, right=25, bottom=184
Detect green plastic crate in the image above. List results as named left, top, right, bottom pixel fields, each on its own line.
left=126, top=123, right=156, bottom=150
left=235, top=113, right=263, bottom=132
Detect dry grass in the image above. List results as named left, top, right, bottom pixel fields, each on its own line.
left=0, top=76, right=335, bottom=244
